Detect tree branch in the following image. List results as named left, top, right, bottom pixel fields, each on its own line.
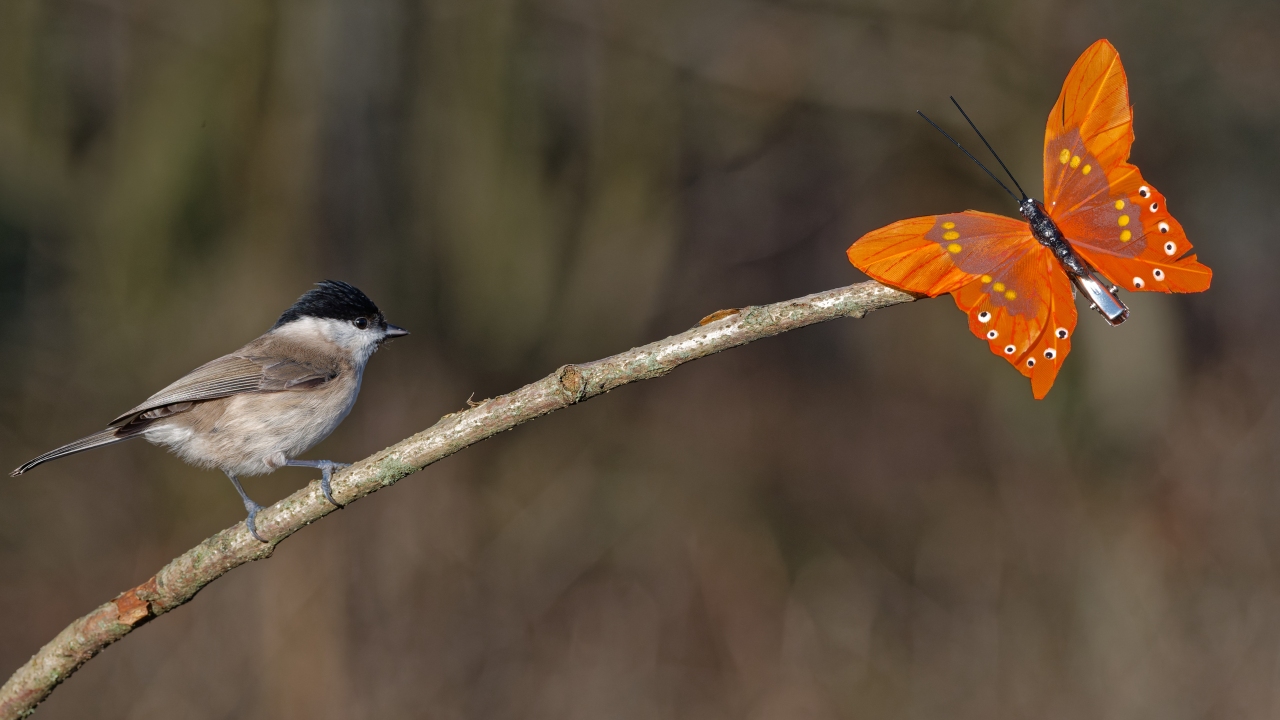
left=0, top=280, right=912, bottom=719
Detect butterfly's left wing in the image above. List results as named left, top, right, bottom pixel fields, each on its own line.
left=1043, top=39, right=1211, bottom=294
left=848, top=211, right=1076, bottom=398
left=950, top=247, right=1077, bottom=399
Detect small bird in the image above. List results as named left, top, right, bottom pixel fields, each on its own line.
left=11, top=280, right=408, bottom=541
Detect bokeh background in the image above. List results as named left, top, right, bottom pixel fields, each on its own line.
left=1, top=0, right=1276, bottom=717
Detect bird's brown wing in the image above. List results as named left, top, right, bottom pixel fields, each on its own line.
left=109, top=354, right=339, bottom=427
left=248, top=356, right=340, bottom=392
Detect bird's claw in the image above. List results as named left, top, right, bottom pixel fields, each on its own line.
left=319, top=462, right=351, bottom=509
left=226, top=472, right=268, bottom=543
left=244, top=502, right=266, bottom=543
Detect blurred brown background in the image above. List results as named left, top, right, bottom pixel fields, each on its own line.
left=0, top=0, right=1276, bottom=717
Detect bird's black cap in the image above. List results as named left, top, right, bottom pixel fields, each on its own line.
left=272, top=280, right=383, bottom=329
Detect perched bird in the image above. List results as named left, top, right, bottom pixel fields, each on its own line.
left=11, top=280, right=408, bottom=541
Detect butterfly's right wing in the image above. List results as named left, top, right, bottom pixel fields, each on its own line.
left=1044, top=39, right=1134, bottom=203
left=1043, top=39, right=1211, bottom=294
left=848, top=211, right=1075, bottom=397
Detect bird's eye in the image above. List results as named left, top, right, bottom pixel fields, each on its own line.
left=354, top=317, right=369, bottom=329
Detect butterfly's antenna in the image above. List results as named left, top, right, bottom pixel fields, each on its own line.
left=916, top=110, right=1021, bottom=205
left=949, top=96, right=1028, bottom=200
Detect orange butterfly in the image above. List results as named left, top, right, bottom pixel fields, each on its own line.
left=847, top=40, right=1211, bottom=399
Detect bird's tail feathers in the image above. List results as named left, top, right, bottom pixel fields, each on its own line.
left=11, top=429, right=131, bottom=476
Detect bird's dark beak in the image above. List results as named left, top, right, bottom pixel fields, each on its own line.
left=384, top=323, right=410, bottom=339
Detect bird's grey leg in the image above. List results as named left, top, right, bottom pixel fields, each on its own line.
left=285, top=459, right=350, bottom=508
left=225, top=471, right=266, bottom=543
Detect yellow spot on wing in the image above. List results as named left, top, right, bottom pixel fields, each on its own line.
left=1118, top=215, right=1130, bottom=227
left=943, top=230, right=960, bottom=240
left=947, top=243, right=962, bottom=254
left=1082, top=164, right=1092, bottom=174
left=993, top=282, right=1005, bottom=292
left=1114, top=200, right=1125, bottom=210
left=1070, top=155, right=1081, bottom=168
left=1005, top=290, right=1017, bottom=299
left=1059, top=149, right=1070, bottom=164
left=942, top=221, right=955, bottom=229
left=1120, top=229, right=1132, bottom=242
left=981, top=275, right=992, bottom=283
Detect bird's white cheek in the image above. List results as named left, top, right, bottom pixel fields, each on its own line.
left=313, top=319, right=379, bottom=363
left=341, top=334, right=379, bottom=365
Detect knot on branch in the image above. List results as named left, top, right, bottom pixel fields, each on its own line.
left=556, top=364, right=586, bottom=403
left=112, top=577, right=158, bottom=628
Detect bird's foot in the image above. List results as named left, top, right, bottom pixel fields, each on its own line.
left=226, top=472, right=268, bottom=543
left=243, top=500, right=267, bottom=543
left=318, top=462, right=351, bottom=508
left=283, top=459, right=351, bottom=508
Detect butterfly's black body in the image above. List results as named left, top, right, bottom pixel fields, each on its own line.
left=1020, top=197, right=1130, bottom=325
left=1020, top=198, right=1088, bottom=276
